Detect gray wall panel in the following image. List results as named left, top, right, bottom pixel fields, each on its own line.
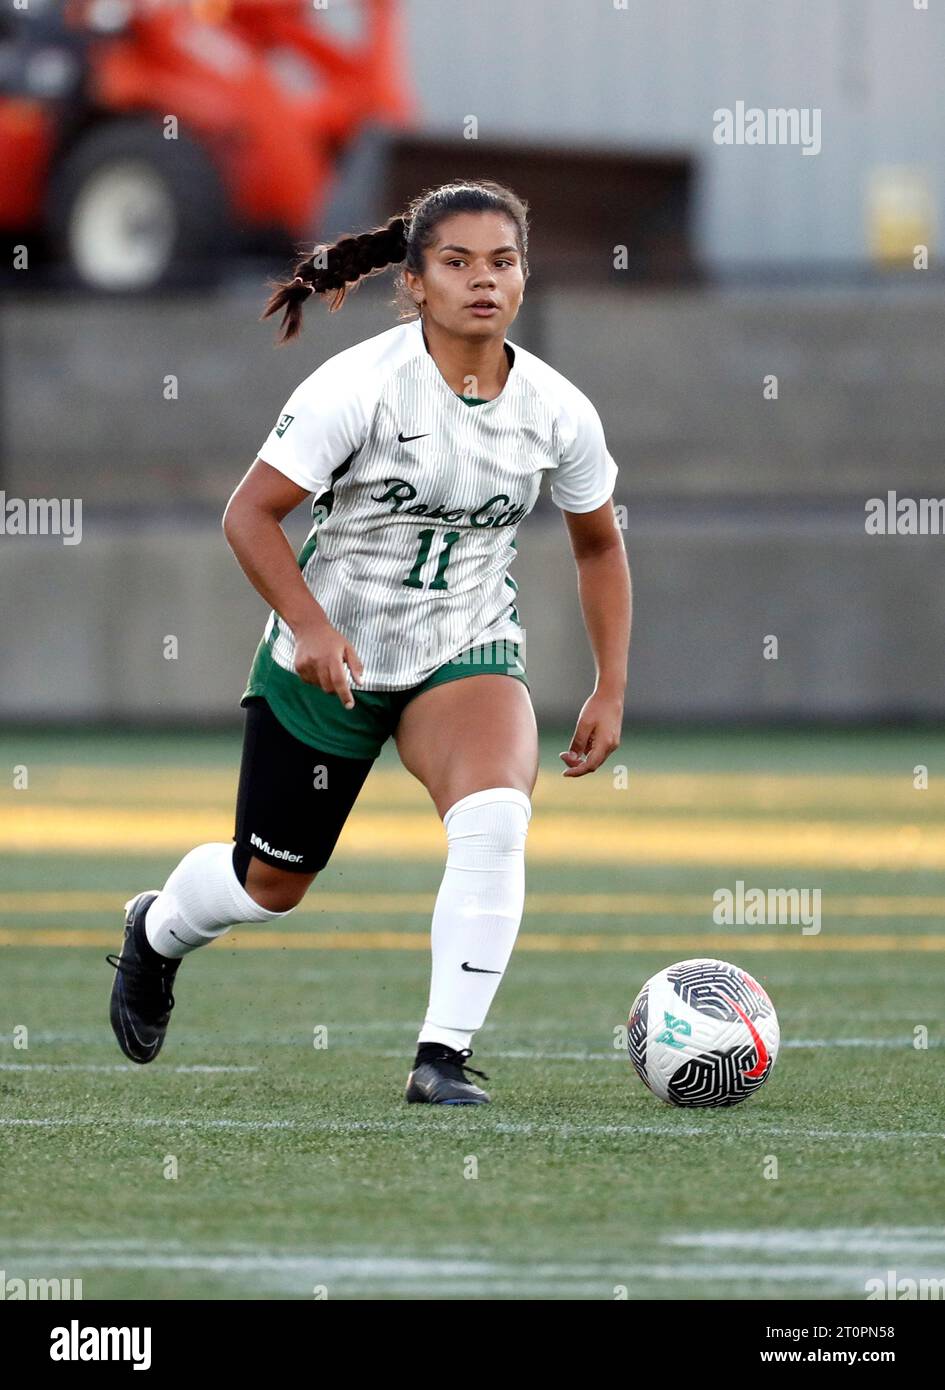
left=5, top=286, right=944, bottom=509
left=2, top=519, right=942, bottom=724
left=402, top=0, right=944, bottom=269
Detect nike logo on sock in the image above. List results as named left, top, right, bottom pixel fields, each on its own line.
left=461, top=961, right=501, bottom=974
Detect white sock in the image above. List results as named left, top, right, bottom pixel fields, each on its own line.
left=417, top=787, right=531, bottom=1051
left=143, top=843, right=294, bottom=959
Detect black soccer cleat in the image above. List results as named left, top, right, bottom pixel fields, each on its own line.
left=405, top=1045, right=491, bottom=1105
left=107, top=892, right=180, bottom=1064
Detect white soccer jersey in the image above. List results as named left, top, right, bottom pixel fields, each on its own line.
left=255, top=315, right=618, bottom=691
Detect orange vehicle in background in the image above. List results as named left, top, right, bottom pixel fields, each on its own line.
left=0, top=0, right=414, bottom=290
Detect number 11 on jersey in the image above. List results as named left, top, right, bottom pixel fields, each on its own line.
left=403, top=529, right=461, bottom=591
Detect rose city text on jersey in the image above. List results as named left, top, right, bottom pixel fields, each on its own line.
left=369, top=479, right=529, bottom=527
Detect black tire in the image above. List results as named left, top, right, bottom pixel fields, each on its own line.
left=46, top=118, right=232, bottom=293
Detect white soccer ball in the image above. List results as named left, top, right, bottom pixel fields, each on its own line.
left=627, top=958, right=780, bottom=1107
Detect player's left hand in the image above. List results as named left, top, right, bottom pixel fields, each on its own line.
left=559, top=690, right=623, bottom=777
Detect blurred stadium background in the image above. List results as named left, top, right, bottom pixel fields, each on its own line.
left=1, top=0, right=943, bottom=725
left=2, top=0, right=945, bottom=1304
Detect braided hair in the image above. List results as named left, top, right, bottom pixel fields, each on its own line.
left=261, top=180, right=529, bottom=344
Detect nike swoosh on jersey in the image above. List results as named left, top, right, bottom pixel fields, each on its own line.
left=398, top=430, right=430, bottom=442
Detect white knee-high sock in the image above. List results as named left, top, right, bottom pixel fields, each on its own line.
left=417, top=787, right=531, bottom=1051
left=142, top=843, right=294, bottom=959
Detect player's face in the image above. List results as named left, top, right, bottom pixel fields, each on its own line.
left=408, top=211, right=526, bottom=340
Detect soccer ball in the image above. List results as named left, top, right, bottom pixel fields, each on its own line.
left=627, top=958, right=779, bottom=1107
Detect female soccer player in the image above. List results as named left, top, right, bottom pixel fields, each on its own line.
left=108, top=180, right=631, bottom=1104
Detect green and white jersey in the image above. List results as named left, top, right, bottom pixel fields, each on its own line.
left=255, top=315, right=618, bottom=691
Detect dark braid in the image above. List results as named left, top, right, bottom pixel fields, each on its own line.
left=261, top=181, right=529, bottom=345
left=261, top=216, right=410, bottom=343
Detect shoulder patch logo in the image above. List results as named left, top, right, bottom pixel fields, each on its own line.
left=275, top=413, right=295, bottom=437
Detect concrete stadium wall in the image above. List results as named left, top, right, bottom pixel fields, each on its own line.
left=4, top=283, right=943, bottom=511
left=1, top=515, right=942, bottom=724
left=546, top=286, right=945, bottom=503
left=2, top=282, right=943, bottom=723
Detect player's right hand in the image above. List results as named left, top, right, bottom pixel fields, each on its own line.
left=293, top=619, right=363, bottom=710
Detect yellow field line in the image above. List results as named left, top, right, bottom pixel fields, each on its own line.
left=19, top=768, right=945, bottom=810
left=2, top=891, right=945, bottom=918
left=4, top=808, right=945, bottom=868
left=1, top=928, right=943, bottom=951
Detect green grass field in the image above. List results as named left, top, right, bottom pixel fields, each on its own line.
left=2, top=726, right=944, bottom=1300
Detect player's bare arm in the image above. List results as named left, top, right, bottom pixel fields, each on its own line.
left=223, top=459, right=362, bottom=709
left=559, top=498, right=631, bottom=777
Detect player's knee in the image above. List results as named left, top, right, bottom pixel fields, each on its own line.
left=444, top=787, right=531, bottom=860
left=241, top=854, right=317, bottom=912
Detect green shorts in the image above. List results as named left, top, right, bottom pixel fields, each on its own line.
left=242, top=636, right=528, bottom=760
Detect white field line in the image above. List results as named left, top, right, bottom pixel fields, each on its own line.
left=373, top=1040, right=941, bottom=1060
left=664, top=1228, right=945, bottom=1255
left=0, top=1115, right=942, bottom=1141
left=0, top=1242, right=925, bottom=1292
left=0, top=1063, right=257, bottom=1074
left=0, top=1035, right=934, bottom=1054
